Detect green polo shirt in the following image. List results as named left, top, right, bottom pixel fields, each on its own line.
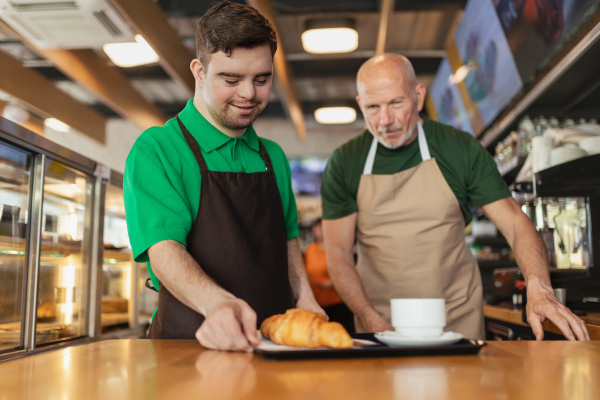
left=321, top=117, right=511, bottom=225
left=124, top=99, right=299, bottom=287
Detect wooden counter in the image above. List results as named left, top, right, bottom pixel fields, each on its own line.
left=1, top=339, right=599, bottom=399
left=484, top=304, right=600, bottom=340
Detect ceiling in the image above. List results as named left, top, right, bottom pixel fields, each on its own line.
left=0, top=0, right=467, bottom=142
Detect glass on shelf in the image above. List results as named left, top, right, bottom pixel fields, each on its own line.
left=0, top=142, right=32, bottom=352
left=35, top=159, right=92, bottom=345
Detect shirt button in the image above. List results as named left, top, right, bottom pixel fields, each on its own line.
left=240, top=167, right=245, bottom=172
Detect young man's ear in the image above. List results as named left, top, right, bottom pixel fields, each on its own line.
left=190, top=59, right=205, bottom=89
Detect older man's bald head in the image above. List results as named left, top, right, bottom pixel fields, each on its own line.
left=356, top=53, right=418, bottom=96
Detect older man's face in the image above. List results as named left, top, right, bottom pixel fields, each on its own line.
left=356, top=70, right=425, bottom=149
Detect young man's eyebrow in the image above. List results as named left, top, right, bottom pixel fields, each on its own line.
left=255, top=72, right=272, bottom=78
left=218, top=72, right=244, bottom=78
left=217, top=72, right=273, bottom=78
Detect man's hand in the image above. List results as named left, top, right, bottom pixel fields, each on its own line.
left=195, top=297, right=260, bottom=352
left=358, top=307, right=394, bottom=333
left=296, top=296, right=327, bottom=320
left=526, top=280, right=590, bottom=341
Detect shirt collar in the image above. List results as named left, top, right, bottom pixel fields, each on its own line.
left=177, top=99, right=260, bottom=153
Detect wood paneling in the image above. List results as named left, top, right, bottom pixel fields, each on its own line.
left=0, top=50, right=106, bottom=142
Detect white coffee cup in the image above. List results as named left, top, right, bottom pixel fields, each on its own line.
left=390, top=298, right=446, bottom=337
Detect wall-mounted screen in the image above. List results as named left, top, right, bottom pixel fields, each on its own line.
left=453, top=0, right=523, bottom=132
left=289, top=156, right=328, bottom=197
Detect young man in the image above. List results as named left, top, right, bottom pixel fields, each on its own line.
left=321, top=53, right=589, bottom=341
left=124, top=1, right=322, bottom=352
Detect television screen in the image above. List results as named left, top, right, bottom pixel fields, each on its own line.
left=427, top=58, right=474, bottom=136
left=452, top=0, right=523, bottom=133
left=288, top=156, right=328, bottom=197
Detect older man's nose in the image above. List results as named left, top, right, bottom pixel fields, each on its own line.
left=379, top=107, right=394, bottom=126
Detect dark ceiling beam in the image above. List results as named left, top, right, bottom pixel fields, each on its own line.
left=0, top=19, right=167, bottom=131
left=37, top=48, right=168, bottom=130
left=271, top=0, right=466, bottom=14
left=0, top=49, right=107, bottom=141
left=108, top=0, right=195, bottom=97
left=376, top=0, right=395, bottom=55
left=286, top=49, right=446, bottom=61
left=248, top=0, right=307, bottom=140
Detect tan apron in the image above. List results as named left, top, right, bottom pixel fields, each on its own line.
left=355, top=122, right=484, bottom=339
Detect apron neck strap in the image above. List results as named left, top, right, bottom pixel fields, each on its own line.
left=362, top=120, right=429, bottom=175
left=417, top=121, right=430, bottom=161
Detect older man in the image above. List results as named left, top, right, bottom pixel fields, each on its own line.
left=124, top=1, right=322, bottom=351
left=321, top=53, right=589, bottom=341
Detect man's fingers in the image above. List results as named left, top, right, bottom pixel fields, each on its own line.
left=529, top=300, right=590, bottom=341
left=196, top=302, right=256, bottom=351
left=527, top=314, right=545, bottom=341
left=555, top=308, right=588, bottom=341
left=239, top=307, right=259, bottom=346
left=582, top=319, right=591, bottom=341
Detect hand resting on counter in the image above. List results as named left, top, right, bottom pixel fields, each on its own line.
left=526, top=279, right=590, bottom=341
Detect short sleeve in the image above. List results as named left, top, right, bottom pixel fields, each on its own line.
left=321, top=149, right=358, bottom=220
left=465, top=136, right=512, bottom=207
left=124, top=134, right=194, bottom=262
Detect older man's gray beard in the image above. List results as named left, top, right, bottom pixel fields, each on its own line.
left=375, top=122, right=417, bottom=149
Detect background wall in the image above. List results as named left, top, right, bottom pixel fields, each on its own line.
left=44, top=117, right=365, bottom=174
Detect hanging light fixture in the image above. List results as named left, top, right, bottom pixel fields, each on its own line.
left=315, top=107, right=357, bottom=124
left=103, top=35, right=159, bottom=68
left=301, top=18, right=358, bottom=54
left=44, top=118, right=70, bottom=132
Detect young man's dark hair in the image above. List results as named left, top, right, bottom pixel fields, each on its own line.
left=196, top=1, right=278, bottom=67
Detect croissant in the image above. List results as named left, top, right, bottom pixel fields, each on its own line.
left=260, top=308, right=353, bottom=349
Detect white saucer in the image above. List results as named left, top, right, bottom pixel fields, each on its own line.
left=374, top=331, right=464, bottom=347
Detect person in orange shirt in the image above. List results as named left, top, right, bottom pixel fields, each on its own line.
left=304, top=218, right=355, bottom=333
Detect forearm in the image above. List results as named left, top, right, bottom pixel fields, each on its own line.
left=506, top=213, right=553, bottom=292
left=148, top=240, right=234, bottom=315
left=327, top=249, right=375, bottom=319
left=287, top=238, right=316, bottom=301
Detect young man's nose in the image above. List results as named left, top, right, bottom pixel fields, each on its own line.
left=238, top=80, right=256, bottom=100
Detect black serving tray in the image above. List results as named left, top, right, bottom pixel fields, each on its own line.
left=255, top=333, right=486, bottom=361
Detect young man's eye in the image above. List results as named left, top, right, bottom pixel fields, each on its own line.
left=255, top=79, right=267, bottom=85
left=225, top=80, right=238, bottom=85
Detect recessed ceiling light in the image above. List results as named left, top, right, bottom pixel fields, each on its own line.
left=103, top=35, right=159, bottom=68
left=315, top=107, right=357, bottom=124
left=302, top=18, right=358, bottom=54
left=44, top=118, right=70, bottom=132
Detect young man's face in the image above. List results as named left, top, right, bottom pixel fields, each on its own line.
left=193, top=44, right=273, bottom=136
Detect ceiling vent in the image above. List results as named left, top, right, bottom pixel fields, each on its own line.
left=0, top=0, right=135, bottom=49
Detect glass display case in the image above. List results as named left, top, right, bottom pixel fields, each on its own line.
left=0, top=117, right=156, bottom=359
left=0, top=141, right=32, bottom=353
left=35, top=160, right=93, bottom=345
left=101, top=181, right=157, bottom=334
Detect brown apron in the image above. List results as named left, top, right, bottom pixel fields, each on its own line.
left=148, top=117, right=295, bottom=339
left=355, top=121, right=484, bottom=339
